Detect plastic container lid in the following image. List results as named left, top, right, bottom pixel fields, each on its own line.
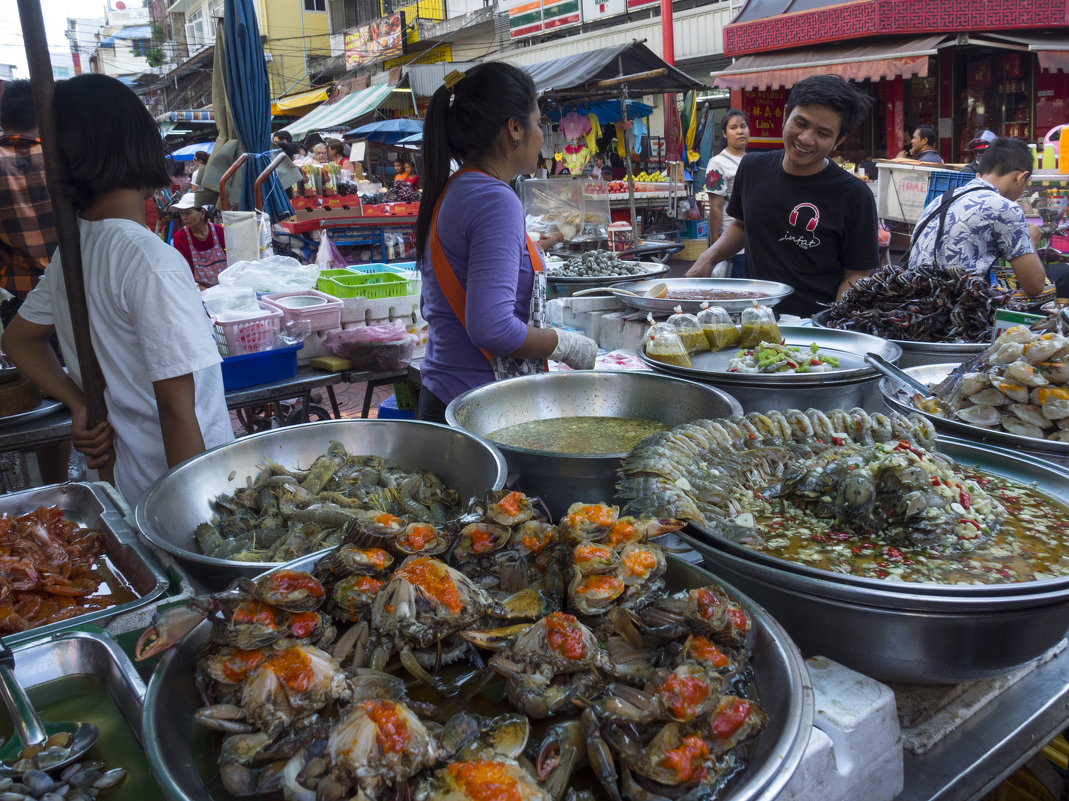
left=277, top=296, right=328, bottom=309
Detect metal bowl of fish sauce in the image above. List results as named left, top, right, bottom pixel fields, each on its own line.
left=637, top=326, right=903, bottom=413
left=879, top=362, right=1069, bottom=465
left=142, top=552, right=815, bottom=801
left=688, top=436, right=1069, bottom=683
left=445, top=370, right=743, bottom=519
left=811, top=309, right=986, bottom=369
left=134, top=419, right=508, bottom=590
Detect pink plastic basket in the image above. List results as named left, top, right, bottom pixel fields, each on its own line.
left=211, top=301, right=282, bottom=357
left=261, top=290, right=342, bottom=334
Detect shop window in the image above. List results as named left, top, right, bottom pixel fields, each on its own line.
left=131, top=38, right=150, bottom=57
left=304, top=0, right=326, bottom=11
left=957, top=47, right=1033, bottom=161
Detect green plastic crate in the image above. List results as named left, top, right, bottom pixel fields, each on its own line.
left=318, top=271, right=409, bottom=299
left=316, top=269, right=352, bottom=294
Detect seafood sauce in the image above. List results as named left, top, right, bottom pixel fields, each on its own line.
left=753, top=467, right=1069, bottom=585
left=486, top=416, right=671, bottom=454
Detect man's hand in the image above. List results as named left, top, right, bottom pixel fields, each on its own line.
left=686, top=221, right=746, bottom=278
left=1028, top=223, right=1042, bottom=249
left=71, top=404, right=114, bottom=470
left=685, top=249, right=716, bottom=278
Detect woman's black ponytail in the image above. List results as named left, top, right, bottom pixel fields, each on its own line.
left=415, top=63, right=538, bottom=265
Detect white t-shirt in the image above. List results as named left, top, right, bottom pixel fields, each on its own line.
left=705, top=150, right=744, bottom=237
left=19, top=217, right=234, bottom=506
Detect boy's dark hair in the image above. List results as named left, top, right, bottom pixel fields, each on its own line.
left=277, top=140, right=299, bottom=158
left=53, top=74, right=169, bottom=211
left=721, top=108, right=747, bottom=134
left=273, top=130, right=293, bottom=143
left=915, top=127, right=937, bottom=148
left=785, top=75, right=872, bottom=139
left=416, top=62, right=537, bottom=262
left=0, top=80, right=37, bottom=134
left=194, top=150, right=210, bottom=163
left=979, top=137, right=1033, bottom=177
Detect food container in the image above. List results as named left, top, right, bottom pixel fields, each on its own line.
left=210, top=301, right=283, bottom=357
left=143, top=553, right=814, bottom=801
left=608, top=221, right=635, bottom=252
left=317, top=271, right=409, bottom=300
left=812, top=309, right=985, bottom=368
left=610, top=277, right=794, bottom=315
left=261, top=290, right=342, bottom=333
left=5, top=630, right=158, bottom=801
left=0, top=483, right=169, bottom=647
left=638, top=325, right=903, bottom=413
left=446, top=371, right=741, bottom=518
left=220, top=343, right=302, bottom=392
left=134, top=420, right=508, bottom=588
left=689, top=437, right=1069, bottom=683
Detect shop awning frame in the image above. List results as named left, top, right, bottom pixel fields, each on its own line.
left=968, top=32, right=1069, bottom=74
left=712, top=34, right=950, bottom=91
left=279, top=83, right=395, bottom=138
left=524, top=40, right=703, bottom=102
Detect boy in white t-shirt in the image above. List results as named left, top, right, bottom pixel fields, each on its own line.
left=1, top=74, right=234, bottom=506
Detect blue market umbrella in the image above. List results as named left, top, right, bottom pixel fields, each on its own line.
left=222, top=0, right=291, bottom=220
left=396, top=131, right=423, bottom=147
left=345, top=118, right=423, bottom=145
left=169, top=141, right=214, bottom=161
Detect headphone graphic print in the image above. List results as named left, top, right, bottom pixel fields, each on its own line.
left=788, top=203, right=820, bottom=232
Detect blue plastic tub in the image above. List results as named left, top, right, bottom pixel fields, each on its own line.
left=220, top=343, right=303, bottom=392
left=377, top=393, right=415, bottom=420
left=923, top=169, right=972, bottom=207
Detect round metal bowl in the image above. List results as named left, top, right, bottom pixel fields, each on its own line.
left=445, top=371, right=742, bottom=518
left=612, top=277, right=793, bottom=315
left=811, top=309, right=985, bottom=368
left=143, top=553, right=814, bottom=801
left=682, top=437, right=1069, bottom=683
left=134, top=420, right=507, bottom=589
left=638, top=325, right=902, bottom=413
left=879, top=362, right=1069, bottom=465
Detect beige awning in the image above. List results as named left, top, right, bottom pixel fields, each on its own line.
left=712, top=35, right=949, bottom=91
left=271, top=87, right=330, bottom=116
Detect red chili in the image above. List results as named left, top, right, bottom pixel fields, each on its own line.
left=930, top=476, right=941, bottom=487
left=832, top=436, right=846, bottom=446
left=959, top=490, right=971, bottom=510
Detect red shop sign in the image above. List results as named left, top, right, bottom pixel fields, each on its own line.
left=742, top=89, right=787, bottom=140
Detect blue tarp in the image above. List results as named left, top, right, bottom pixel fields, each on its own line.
left=545, top=100, right=654, bottom=125
left=223, top=0, right=291, bottom=219
left=345, top=118, right=423, bottom=144
left=169, top=141, right=215, bottom=161
left=100, top=25, right=152, bottom=46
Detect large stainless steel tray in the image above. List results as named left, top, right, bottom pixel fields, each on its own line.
left=135, top=419, right=509, bottom=589
left=880, top=362, right=1069, bottom=459
left=0, top=398, right=64, bottom=430
left=638, top=325, right=902, bottom=387
left=812, top=309, right=986, bottom=367
left=686, top=437, right=1069, bottom=682
left=545, top=260, right=670, bottom=284
left=4, top=630, right=157, bottom=801
left=0, top=482, right=169, bottom=648
left=144, top=553, right=814, bottom=801
left=612, top=277, right=794, bottom=314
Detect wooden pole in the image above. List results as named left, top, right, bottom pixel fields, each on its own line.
left=17, top=0, right=114, bottom=485
left=618, top=63, right=638, bottom=239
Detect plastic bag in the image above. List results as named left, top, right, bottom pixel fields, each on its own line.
left=696, top=303, right=739, bottom=351
left=201, top=284, right=259, bottom=316
left=315, top=232, right=346, bottom=271
left=738, top=302, right=781, bottom=349
left=643, top=314, right=692, bottom=368
left=217, top=255, right=320, bottom=295
left=324, top=323, right=417, bottom=370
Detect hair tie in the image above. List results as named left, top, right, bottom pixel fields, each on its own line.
left=443, top=70, right=466, bottom=90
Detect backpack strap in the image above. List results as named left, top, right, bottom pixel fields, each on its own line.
left=901, top=185, right=995, bottom=267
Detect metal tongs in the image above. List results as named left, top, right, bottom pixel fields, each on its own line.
left=864, top=353, right=934, bottom=398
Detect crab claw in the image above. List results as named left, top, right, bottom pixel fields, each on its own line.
left=134, top=602, right=211, bottom=661
left=460, top=623, right=533, bottom=651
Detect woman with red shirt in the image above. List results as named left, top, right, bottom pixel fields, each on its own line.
left=400, top=160, right=419, bottom=190
left=170, top=192, right=227, bottom=288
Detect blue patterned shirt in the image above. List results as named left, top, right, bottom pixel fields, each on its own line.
left=908, top=177, right=1034, bottom=274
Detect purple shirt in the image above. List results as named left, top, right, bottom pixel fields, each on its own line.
left=419, top=171, right=535, bottom=404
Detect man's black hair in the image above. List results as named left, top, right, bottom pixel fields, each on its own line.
left=273, top=130, right=293, bottom=143
left=784, top=75, right=872, bottom=139
left=979, top=137, right=1033, bottom=177
left=53, top=74, right=170, bottom=211
left=194, top=150, right=210, bottom=163
left=915, top=127, right=937, bottom=148
left=0, top=80, right=37, bottom=134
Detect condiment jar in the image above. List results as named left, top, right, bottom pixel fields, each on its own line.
left=696, top=303, right=739, bottom=351
left=666, top=305, right=708, bottom=354
left=738, top=302, right=781, bottom=349
left=644, top=314, right=693, bottom=368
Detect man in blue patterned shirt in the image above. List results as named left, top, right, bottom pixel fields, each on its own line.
left=908, top=138, right=1047, bottom=303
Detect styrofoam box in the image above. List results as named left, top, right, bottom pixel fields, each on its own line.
left=876, top=162, right=952, bottom=225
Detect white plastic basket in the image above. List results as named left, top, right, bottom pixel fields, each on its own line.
left=211, top=302, right=282, bottom=357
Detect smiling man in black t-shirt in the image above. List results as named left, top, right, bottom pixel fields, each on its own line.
left=688, top=76, right=880, bottom=317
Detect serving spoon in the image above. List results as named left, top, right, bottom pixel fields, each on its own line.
left=572, top=282, right=668, bottom=298
left=0, top=638, right=99, bottom=773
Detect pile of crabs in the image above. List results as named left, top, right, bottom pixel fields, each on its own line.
left=136, top=491, right=768, bottom=801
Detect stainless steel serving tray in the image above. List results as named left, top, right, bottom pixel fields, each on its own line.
left=812, top=309, right=986, bottom=366
left=135, top=419, right=509, bottom=589
left=880, top=362, right=1069, bottom=459
left=0, top=482, right=169, bottom=648
left=0, top=398, right=65, bottom=430
left=638, top=325, right=903, bottom=387
left=612, top=277, right=794, bottom=314
left=144, top=553, right=814, bottom=801
left=545, top=260, right=670, bottom=285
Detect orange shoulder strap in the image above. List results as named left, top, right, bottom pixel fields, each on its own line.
left=428, top=169, right=543, bottom=365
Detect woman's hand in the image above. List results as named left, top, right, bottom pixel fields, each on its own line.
left=70, top=404, right=115, bottom=470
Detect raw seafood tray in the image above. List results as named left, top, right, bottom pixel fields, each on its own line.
left=0, top=482, right=169, bottom=648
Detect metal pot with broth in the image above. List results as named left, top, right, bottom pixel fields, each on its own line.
left=486, top=416, right=671, bottom=455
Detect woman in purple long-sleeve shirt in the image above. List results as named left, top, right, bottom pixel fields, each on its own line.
left=415, top=63, right=597, bottom=423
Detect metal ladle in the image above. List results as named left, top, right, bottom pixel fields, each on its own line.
left=0, top=638, right=99, bottom=773
left=571, top=282, right=668, bottom=298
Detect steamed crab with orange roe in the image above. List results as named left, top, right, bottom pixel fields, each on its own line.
left=142, top=489, right=768, bottom=800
